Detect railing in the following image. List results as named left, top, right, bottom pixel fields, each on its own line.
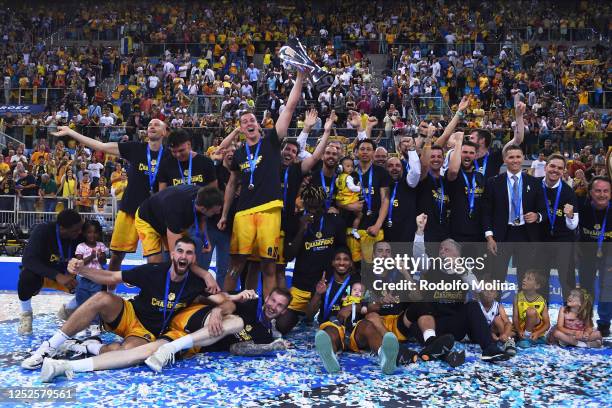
left=134, top=40, right=524, bottom=58
left=0, top=130, right=24, bottom=149
left=1, top=195, right=117, bottom=234
left=411, top=97, right=452, bottom=121
left=0, top=87, right=67, bottom=106
left=509, top=27, right=604, bottom=42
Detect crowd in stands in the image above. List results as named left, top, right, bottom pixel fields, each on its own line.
left=0, top=1, right=610, bottom=217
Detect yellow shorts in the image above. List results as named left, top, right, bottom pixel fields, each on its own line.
left=134, top=209, right=167, bottom=257
left=346, top=228, right=384, bottom=263
left=249, top=230, right=286, bottom=264
left=288, top=287, right=311, bottom=313
left=319, top=320, right=362, bottom=353
left=110, top=210, right=139, bottom=253
left=230, top=207, right=281, bottom=260
left=381, top=314, right=409, bottom=342
left=42, top=277, right=72, bottom=294
left=105, top=300, right=156, bottom=342
left=164, top=304, right=211, bottom=339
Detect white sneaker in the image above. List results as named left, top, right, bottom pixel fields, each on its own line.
left=144, top=344, right=176, bottom=373
left=18, top=311, right=33, bottom=336
left=21, top=341, right=58, bottom=370
left=40, top=358, right=74, bottom=383
left=56, top=304, right=75, bottom=321
left=58, top=337, right=102, bottom=358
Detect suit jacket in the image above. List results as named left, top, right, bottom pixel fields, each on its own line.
left=482, top=172, right=546, bottom=242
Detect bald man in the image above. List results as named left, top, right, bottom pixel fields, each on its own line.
left=53, top=120, right=171, bottom=272
left=374, top=147, right=388, bottom=167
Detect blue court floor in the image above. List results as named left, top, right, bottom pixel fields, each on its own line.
left=1, top=306, right=611, bottom=407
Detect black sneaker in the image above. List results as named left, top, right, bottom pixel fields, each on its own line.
left=419, top=334, right=455, bottom=361
left=396, top=345, right=418, bottom=365
left=481, top=344, right=510, bottom=363
left=598, top=324, right=610, bottom=338
left=444, top=349, right=466, bottom=368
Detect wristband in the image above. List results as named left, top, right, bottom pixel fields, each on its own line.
left=455, top=110, right=465, bottom=119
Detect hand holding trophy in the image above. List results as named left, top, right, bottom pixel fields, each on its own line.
left=279, top=38, right=334, bottom=93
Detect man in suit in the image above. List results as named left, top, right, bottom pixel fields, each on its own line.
left=482, top=145, right=546, bottom=285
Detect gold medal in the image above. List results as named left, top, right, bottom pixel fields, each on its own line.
left=315, top=231, right=322, bottom=239
left=597, top=248, right=603, bottom=258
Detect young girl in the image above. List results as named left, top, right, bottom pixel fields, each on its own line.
left=549, top=288, right=602, bottom=348
left=478, top=289, right=516, bottom=355
left=512, top=270, right=551, bottom=348
left=74, top=220, right=107, bottom=307
left=335, top=157, right=362, bottom=239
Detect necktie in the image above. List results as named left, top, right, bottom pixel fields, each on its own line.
left=511, top=175, right=519, bottom=223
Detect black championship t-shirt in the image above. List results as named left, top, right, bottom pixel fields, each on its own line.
left=280, top=162, right=305, bottom=236
left=421, top=267, right=469, bottom=317
left=310, top=162, right=338, bottom=210
left=209, top=162, right=232, bottom=228
left=137, top=184, right=199, bottom=235
left=350, top=163, right=390, bottom=230
left=21, top=222, right=80, bottom=279
left=158, top=153, right=217, bottom=188
left=122, top=262, right=206, bottom=336
left=292, top=213, right=346, bottom=292
left=118, top=142, right=170, bottom=214
left=202, top=299, right=274, bottom=351
left=579, top=199, right=611, bottom=257
left=474, top=149, right=503, bottom=181
left=230, top=130, right=282, bottom=213
left=417, top=174, right=450, bottom=242
left=383, top=178, right=417, bottom=242
left=316, top=274, right=359, bottom=325
left=447, top=169, right=485, bottom=240
left=540, top=181, right=578, bottom=241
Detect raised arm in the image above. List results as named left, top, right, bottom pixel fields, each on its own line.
left=218, top=127, right=242, bottom=151
left=276, top=70, right=304, bottom=140
left=436, top=95, right=469, bottom=150
left=405, top=149, right=422, bottom=188
left=301, top=110, right=334, bottom=173
left=504, top=101, right=526, bottom=152
left=445, top=132, right=465, bottom=182
left=53, top=126, right=120, bottom=156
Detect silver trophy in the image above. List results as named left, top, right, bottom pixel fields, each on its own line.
left=279, top=38, right=334, bottom=93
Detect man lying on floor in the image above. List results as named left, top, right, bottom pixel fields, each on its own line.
left=39, top=287, right=292, bottom=382
left=22, top=237, right=215, bottom=371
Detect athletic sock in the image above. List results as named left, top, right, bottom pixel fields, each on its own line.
left=86, top=342, right=103, bottom=356
left=66, top=297, right=78, bottom=310
left=21, top=300, right=32, bottom=313
left=68, top=358, right=94, bottom=372
left=524, top=331, right=532, bottom=339
left=48, top=330, right=70, bottom=349
left=423, top=329, right=436, bottom=343
left=166, top=335, right=194, bottom=353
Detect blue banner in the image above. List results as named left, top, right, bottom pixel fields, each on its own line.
left=0, top=105, right=46, bottom=115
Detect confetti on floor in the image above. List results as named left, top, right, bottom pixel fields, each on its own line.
left=0, top=304, right=610, bottom=407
